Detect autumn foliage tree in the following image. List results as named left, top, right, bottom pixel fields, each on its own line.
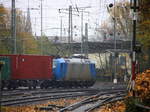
left=0, top=5, right=11, bottom=54
left=107, top=1, right=132, bottom=40
left=0, top=4, right=40, bottom=54
left=137, top=0, right=150, bottom=71
left=0, top=4, right=68, bottom=56
left=107, top=0, right=150, bottom=71
left=0, top=4, right=41, bottom=54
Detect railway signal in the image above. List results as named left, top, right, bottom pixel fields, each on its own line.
left=130, top=0, right=139, bottom=92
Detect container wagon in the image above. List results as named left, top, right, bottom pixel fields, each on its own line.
left=0, top=54, right=53, bottom=90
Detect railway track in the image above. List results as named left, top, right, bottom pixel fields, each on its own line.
left=2, top=88, right=99, bottom=98
left=1, top=88, right=127, bottom=111
left=32, top=89, right=126, bottom=112
left=1, top=89, right=98, bottom=106
left=58, top=89, right=126, bottom=112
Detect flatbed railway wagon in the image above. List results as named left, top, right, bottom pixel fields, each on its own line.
left=0, top=54, right=53, bottom=90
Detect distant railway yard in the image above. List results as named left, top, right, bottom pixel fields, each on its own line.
left=0, top=0, right=150, bottom=111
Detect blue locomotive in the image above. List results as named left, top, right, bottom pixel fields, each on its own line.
left=52, top=57, right=96, bottom=88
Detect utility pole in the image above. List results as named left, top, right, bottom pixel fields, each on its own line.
left=25, top=0, right=32, bottom=33
left=59, top=6, right=78, bottom=56
left=59, top=6, right=90, bottom=56
left=34, top=17, right=37, bottom=37
left=84, top=23, right=88, bottom=58
left=76, top=7, right=90, bottom=55
left=11, top=0, right=16, bottom=54
left=40, top=0, right=43, bottom=55
left=68, top=6, right=71, bottom=54
left=60, top=16, right=62, bottom=41
left=70, top=6, right=73, bottom=43
left=81, top=10, right=83, bottom=54
left=68, top=5, right=72, bottom=55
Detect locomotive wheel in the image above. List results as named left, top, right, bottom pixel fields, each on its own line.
left=85, top=81, right=89, bottom=88
left=33, top=86, right=36, bottom=89
left=91, top=81, right=95, bottom=86
left=63, top=81, right=67, bottom=88
left=1, top=81, right=5, bottom=90
left=79, top=81, right=83, bottom=88
left=45, top=86, right=48, bottom=89
left=40, top=85, right=43, bottom=89
left=7, top=81, right=13, bottom=90
left=67, top=82, right=71, bottom=88
left=55, top=81, right=60, bottom=88
left=51, top=84, right=55, bottom=88
left=71, top=81, right=75, bottom=88
left=28, top=85, right=32, bottom=90
left=33, top=81, right=37, bottom=89
left=51, top=82, right=56, bottom=88
left=1, top=85, right=4, bottom=90
left=1, top=86, right=4, bottom=90
left=12, top=84, right=17, bottom=90
left=12, top=85, right=17, bottom=90
left=87, top=81, right=92, bottom=87
left=44, top=84, right=49, bottom=89
left=40, top=81, right=45, bottom=89
left=7, top=85, right=11, bottom=90
left=76, top=81, right=80, bottom=88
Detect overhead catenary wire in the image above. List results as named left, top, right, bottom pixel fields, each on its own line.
left=1, top=0, right=113, bottom=38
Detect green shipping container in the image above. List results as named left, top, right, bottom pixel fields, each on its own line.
left=0, top=57, right=11, bottom=80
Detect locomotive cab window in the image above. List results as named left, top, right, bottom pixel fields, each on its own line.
left=53, top=60, right=57, bottom=68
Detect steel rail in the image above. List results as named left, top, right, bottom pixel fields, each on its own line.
left=59, top=90, right=126, bottom=112
left=2, top=88, right=126, bottom=99
left=2, top=88, right=98, bottom=97
left=1, top=91, right=95, bottom=106
left=85, top=94, right=125, bottom=112
left=135, top=103, right=150, bottom=110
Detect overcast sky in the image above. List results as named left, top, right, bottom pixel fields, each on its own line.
left=1, top=0, right=125, bottom=40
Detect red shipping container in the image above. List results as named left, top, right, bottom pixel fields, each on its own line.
left=17, top=55, right=53, bottom=79
left=0, top=54, right=53, bottom=80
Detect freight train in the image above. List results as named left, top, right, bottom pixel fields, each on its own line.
left=0, top=54, right=96, bottom=90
